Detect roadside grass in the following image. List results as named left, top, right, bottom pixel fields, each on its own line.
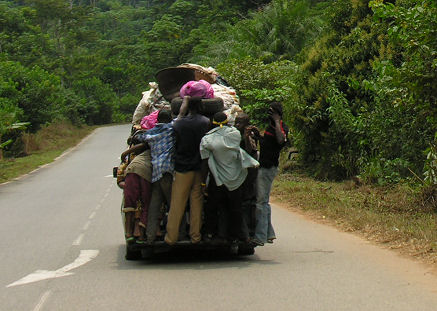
left=0, top=122, right=95, bottom=184
left=272, top=172, right=437, bottom=264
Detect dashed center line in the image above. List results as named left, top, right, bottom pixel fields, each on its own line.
left=72, top=233, right=85, bottom=246
left=33, top=290, right=51, bottom=311
left=82, top=221, right=91, bottom=231
left=71, top=182, right=112, bottom=246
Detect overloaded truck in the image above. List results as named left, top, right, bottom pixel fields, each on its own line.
left=115, top=64, right=257, bottom=260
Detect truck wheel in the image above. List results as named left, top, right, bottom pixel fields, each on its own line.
left=125, top=246, right=141, bottom=260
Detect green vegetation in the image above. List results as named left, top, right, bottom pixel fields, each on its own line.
left=2, top=0, right=435, bottom=184
left=272, top=172, right=437, bottom=263
left=207, top=0, right=436, bottom=184
left=0, top=0, right=271, bottom=156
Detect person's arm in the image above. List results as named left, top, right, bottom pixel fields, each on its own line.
left=120, top=143, right=149, bottom=162
left=200, top=158, right=209, bottom=183
left=271, top=112, right=286, bottom=145
left=177, top=96, right=190, bottom=119
left=244, top=125, right=259, bottom=155
left=200, top=159, right=209, bottom=196
left=199, top=136, right=211, bottom=196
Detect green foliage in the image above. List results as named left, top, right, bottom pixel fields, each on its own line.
left=195, top=0, right=325, bottom=64
left=2, top=0, right=435, bottom=187
left=283, top=0, right=436, bottom=182
left=72, top=77, right=116, bottom=125
left=217, top=57, right=298, bottom=126
left=362, top=0, right=436, bottom=182
left=360, top=157, right=410, bottom=185
left=288, top=5, right=379, bottom=178
left=1, top=0, right=274, bottom=136
left=0, top=60, right=65, bottom=131
left=0, top=98, right=22, bottom=139
left=424, top=134, right=437, bottom=185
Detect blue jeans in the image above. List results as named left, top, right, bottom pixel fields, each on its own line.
left=254, top=166, right=278, bottom=242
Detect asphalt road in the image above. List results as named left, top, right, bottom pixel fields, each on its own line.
left=1, top=124, right=437, bottom=311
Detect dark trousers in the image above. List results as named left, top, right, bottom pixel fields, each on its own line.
left=123, top=173, right=151, bottom=227
left=146, top=173, right=172, bottom=242
left=205, top=178, right=248, bottom=241
left=241, top=167, right=258, bottom=235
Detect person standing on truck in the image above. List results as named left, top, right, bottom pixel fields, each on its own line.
left=119, top=138, right=152, bottom=243
left=164, top=96, right=210, bottom=245
left=234, top=112, right=260, bottom=237
left=200, top=112, right=259, bottom=244
left=133, top=109, right=175, bottom=244
left=251, top=102, right=289, bottom=246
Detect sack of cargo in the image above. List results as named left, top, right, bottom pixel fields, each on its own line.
left=179, top=80, right=214, bottom=99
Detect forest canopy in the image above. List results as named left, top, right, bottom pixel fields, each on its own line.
left=1, top=0, right=436, bottom=184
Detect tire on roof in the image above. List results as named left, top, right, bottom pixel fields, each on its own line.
left=171, top=97, right=224, bottom=117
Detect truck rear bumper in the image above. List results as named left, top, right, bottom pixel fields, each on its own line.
left=126, top=239, right=256, bottom=258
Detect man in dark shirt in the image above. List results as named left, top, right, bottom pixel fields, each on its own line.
left=252, top=102, right=289, bottom=246
left=235, top=112, right=260, bottom=238
left=165, top=96, right=210, bottom=245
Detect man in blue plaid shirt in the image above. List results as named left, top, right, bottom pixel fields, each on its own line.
left=136, top=109, right=175, bottom=243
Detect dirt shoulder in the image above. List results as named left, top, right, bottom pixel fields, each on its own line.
left=271, top=173, right=437, bottom=267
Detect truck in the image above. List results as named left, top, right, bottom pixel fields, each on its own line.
left=115, top=64, right=257, bottom=260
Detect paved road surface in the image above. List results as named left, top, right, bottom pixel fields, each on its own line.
left=1, top=124, right=436, bottom=311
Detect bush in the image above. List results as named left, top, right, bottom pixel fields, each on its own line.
left=0, top=60, right=67, bottom=131
left=72, top=77, right=116, bottom=125
left=217, top=57, right=298, bottom=126
left=285, top=0, right=436, bottom=182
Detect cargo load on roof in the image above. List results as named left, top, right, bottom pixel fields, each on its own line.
left=132, top=64, right=242, bottom=128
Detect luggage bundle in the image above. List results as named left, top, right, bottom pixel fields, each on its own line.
left=132, top=64, right=242, bottom=127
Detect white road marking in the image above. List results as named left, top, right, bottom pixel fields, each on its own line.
left=33, top=290, right=52, bottom=311
left=89, top=211, right=96, bottom=219
left=6, top=250, right=99, bottom=287
left=104, top=175, right=113, bottom=178
left=95, top=203, right=101, bottom=210
left=54, top=149, right=72, bottom=161
left=82, top=221, right=91, bottom=231
left=72, top=233, right=85, bottom=246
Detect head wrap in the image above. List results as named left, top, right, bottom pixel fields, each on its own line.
left=140, top=110, right=159, bottom=130
left=212, top=112, right=228, bottom=128
left=180, top=80, right=214, bottom=99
